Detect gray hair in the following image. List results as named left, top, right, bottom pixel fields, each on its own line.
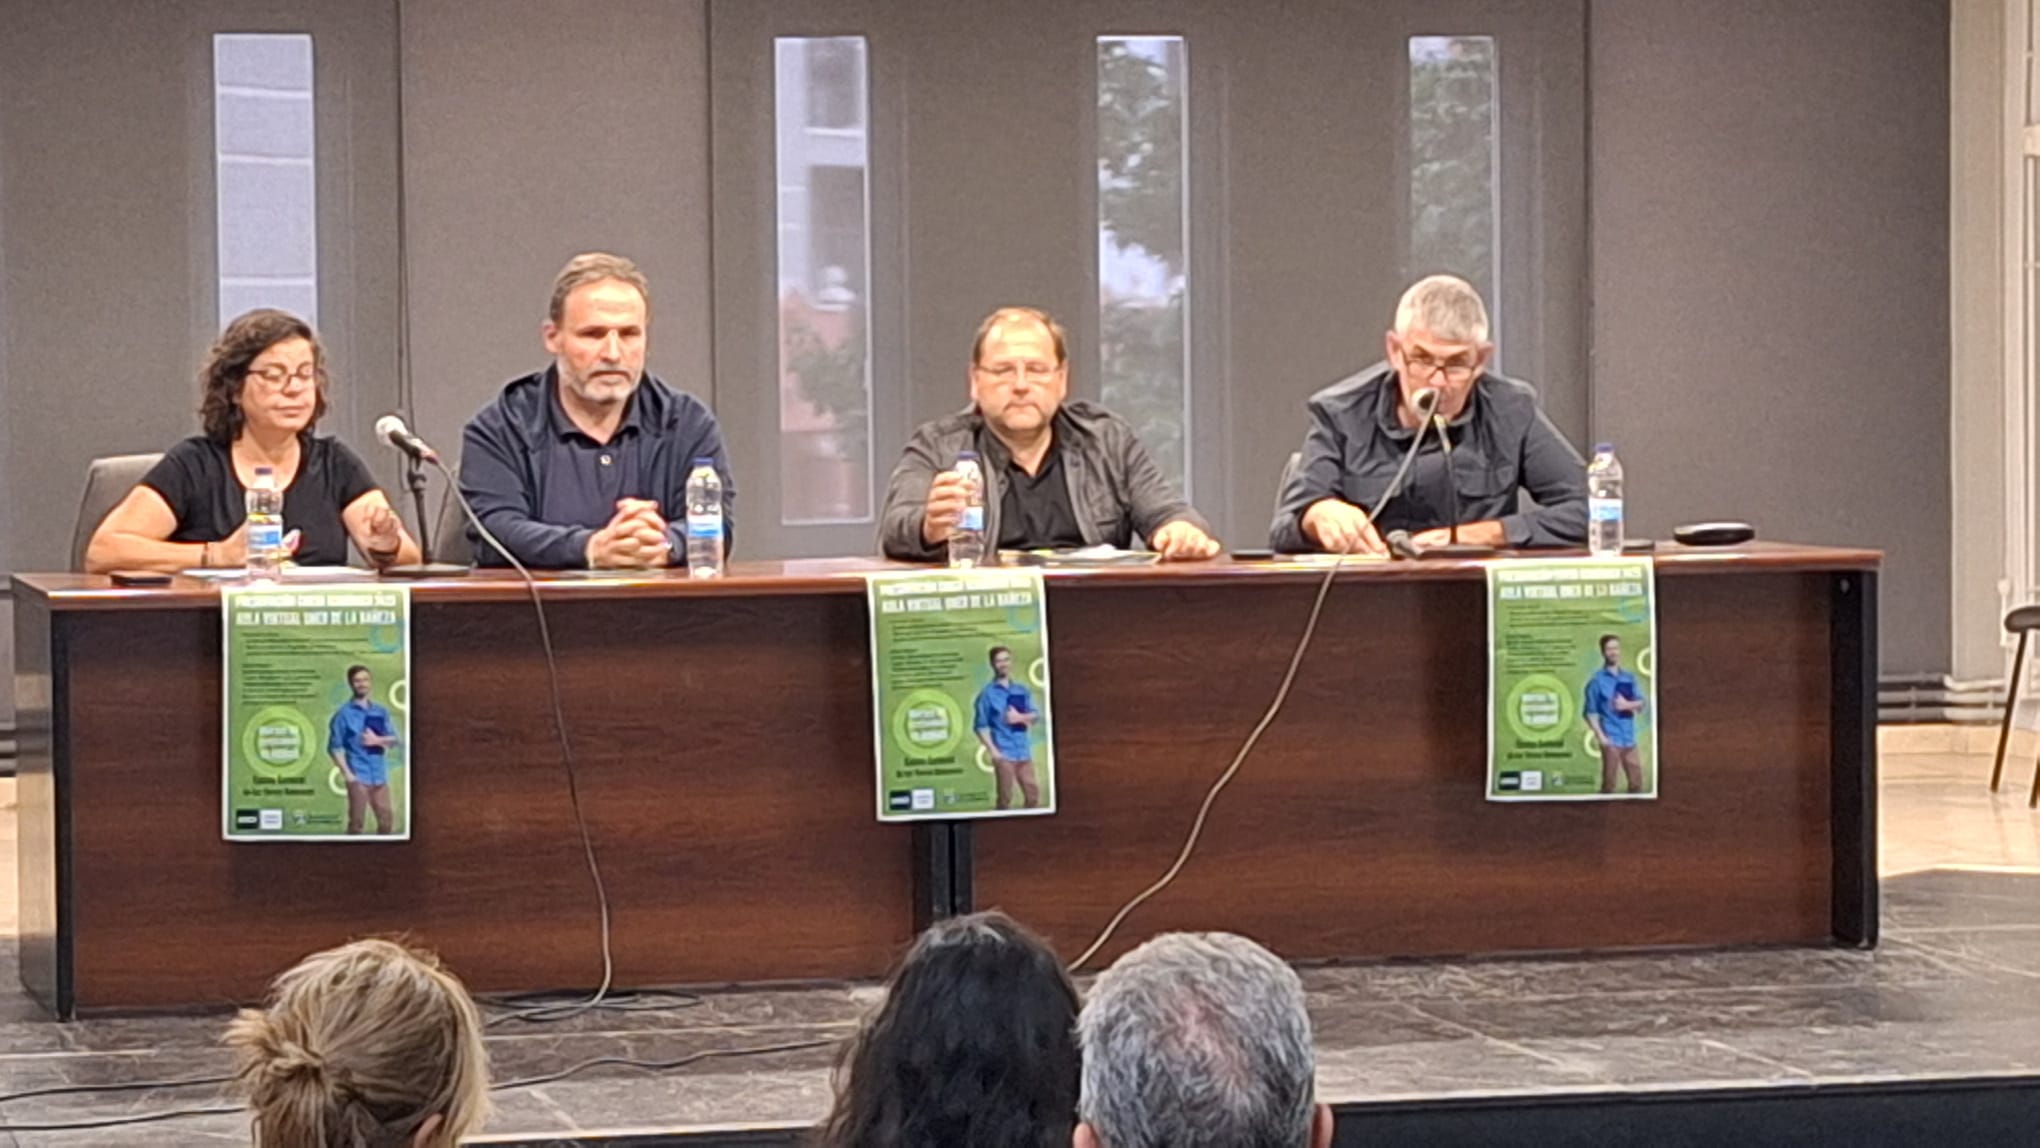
left=1393, top=273, right=1489, bottom=344
left=1078, top=932, right=1316, bottom=1148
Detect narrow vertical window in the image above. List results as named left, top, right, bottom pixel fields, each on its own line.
left=775, top=37, right=873, bottom=524
left=214, top=34, right=317, bottom=326
left=1409, top=36, right=1498, bottom=333
left=1098, top=36, right=1191, bottom=496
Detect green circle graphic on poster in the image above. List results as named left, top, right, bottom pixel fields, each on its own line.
left=893, top=689, right=965, bottom=755
left=1505, top=673, right=1574, bottom=744
left=243, top=706, right=318, bottom=779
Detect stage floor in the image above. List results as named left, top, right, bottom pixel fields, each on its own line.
left=0, top=742, right=2035, bottom=1145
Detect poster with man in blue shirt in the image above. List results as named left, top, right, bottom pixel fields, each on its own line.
left=867, top=568, right=1055, bottom=821
left=974, top=646, right=1041, bottom=809
left=1487, top=556, right=1657, bottom=800
left=329, top=665, right=401, bottom=835
left=1583, top=635, right=1646, bottom=794
left=224, top=584, right=411, bottom=841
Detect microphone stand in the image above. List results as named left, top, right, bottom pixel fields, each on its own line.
left=381, top=448, right=473, bottom=579
left=1423, top=413, right=1498, bottom=559
left=404, top=450, right=433, bottom=560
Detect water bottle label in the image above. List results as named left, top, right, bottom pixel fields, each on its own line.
left=1589, top=499, right=1622, bottom=523
left=249, top=522, right=284, bottom=550
left=960, top=507, right=984, bottom=532
left=686, top=514, right=722, bottom=538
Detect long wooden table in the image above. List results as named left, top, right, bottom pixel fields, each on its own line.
left=11, top=543, right=1876, bottom=1015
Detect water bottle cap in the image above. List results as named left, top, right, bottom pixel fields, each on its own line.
left=254, top=465, right=274, bottom=475
left=692, top=457, right=715, bottom=468
left=957, top=450, right=979, bottom=461
left=1594, top=443, right=1613, bottom=454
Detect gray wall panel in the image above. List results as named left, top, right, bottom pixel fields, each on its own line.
left=400, top=0, right=713, bottom=478
left=0, top=2, right=209, bottom=575
left=1950, top=0, right=2010, bottom=682
left=1589, top=0, right=1951, bottom=674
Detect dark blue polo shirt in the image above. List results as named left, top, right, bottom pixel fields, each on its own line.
left=458, top=368, right=736, bottom=569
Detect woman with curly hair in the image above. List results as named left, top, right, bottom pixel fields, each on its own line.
left=85, top=308, right=420, bottom=572
left=815, top=911, right=1081, bottom=1148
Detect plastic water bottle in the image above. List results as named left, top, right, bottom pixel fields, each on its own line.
left=685, top=459, right=725, bottom=578
left=244, top=466, right=285, bottom=581
left=948, top=452, right=987, bottom=568
left=1587, top=443, right=1624, bottom=557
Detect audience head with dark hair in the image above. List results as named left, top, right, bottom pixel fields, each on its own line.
left=226, top=938, right=489, bottom=1147
left=816, top=910, right=1081, bottom=1148
left=1076, top=931, right=1332, bottom=1148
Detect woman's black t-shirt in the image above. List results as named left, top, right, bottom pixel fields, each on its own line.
left=140, top=436, right=378, bottom=566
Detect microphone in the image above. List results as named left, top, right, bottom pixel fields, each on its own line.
left=369, top=415, right=474, bottom=578
left=1410, top=387, right=1442, bottom=418
left=375, top=415, right=440, bottom=464
left=1385, top=529, right=1423, bottom=561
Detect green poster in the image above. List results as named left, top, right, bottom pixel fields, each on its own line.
left=223, top=585, right=412, bottom=840
left=867, top=569, right=1055, bottom=822
left=1487, top=557, right=1659, bottom=802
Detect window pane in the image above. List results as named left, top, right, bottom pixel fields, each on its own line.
left=776, top=36, right=872, bottom=525
left=1098, top=37, right=1191, bottom=497
left=1409, top=36, right=1497, bottom=333
left=214, top=34, right=316, bottom=328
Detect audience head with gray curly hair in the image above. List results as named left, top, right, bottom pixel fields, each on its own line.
left=1075, top=931, right=1331, bottom=1148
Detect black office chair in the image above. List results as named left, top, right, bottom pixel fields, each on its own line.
left=1988, top=604, right=2040, bottom=806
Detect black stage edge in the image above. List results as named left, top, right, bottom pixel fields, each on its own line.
left=473, top=1075, right=2040, bottom=1147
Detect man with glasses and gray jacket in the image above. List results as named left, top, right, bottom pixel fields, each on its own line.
left=1270, top=274, right=1587, bottom=555
left=880, top=306, right=1222, bottom=562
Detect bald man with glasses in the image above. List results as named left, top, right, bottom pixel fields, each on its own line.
left=1270, top=275, right=1588, bottom=555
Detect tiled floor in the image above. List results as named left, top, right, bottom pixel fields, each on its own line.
left=0, top=729, right=2033, bottom=1145
left=1881, top=728, right=2040, bottom=877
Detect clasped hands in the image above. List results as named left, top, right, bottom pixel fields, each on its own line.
left=584, top=498, right=674, bottom=569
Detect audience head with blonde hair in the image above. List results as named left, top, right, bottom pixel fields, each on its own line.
left=227, top=938, right=489, bottom=1147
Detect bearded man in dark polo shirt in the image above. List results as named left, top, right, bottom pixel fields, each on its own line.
left=879, top=306, right=1220, bottom=561
left=459, top=252, right=735, bottom=569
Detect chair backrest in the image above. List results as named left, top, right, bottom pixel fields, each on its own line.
left=72, top=452, right=165, bottom=571
left=431, top=481, right=473, bottom=566
left=1272, top=450, right=1303, bottom=523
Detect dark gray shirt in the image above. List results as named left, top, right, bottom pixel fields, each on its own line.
left=459, top=368, right=735, bottom=569
left=1270, top=363, right=1587, bottom=551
